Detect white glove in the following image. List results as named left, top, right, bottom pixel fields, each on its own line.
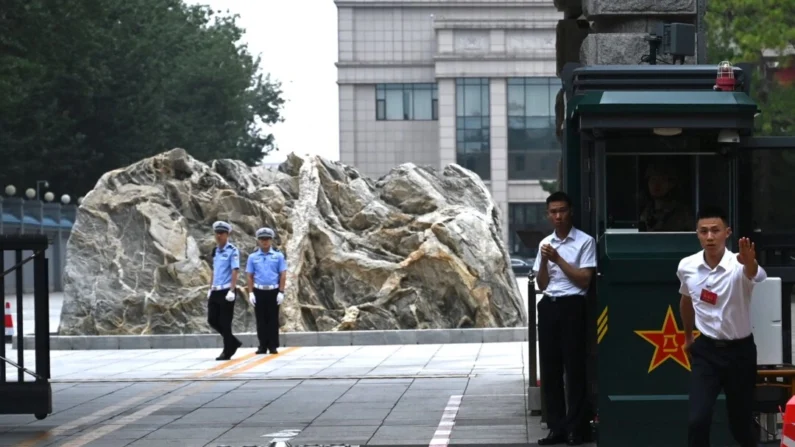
left=276, top=292, right=284, bottom=305
left=225, top=290, right=236, bottom=302
left=249, top=293, right=256, bottom=306
left=207, top=289, right=212, bottom=299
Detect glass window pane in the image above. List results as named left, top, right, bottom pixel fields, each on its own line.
left=456, top=84, right=464, bottom=116
left=403, top=91, right=412, bottom=119
left=385, top=89, right=404, bottom=120
left=524, top=84, right=550, bottom=116
left=481, top=85, right=490, bottom=115
left=464, top=85, right=482, bottom=116
left=507, top=85, right=524, bottom=116
left=508, top=116, right=524, bottom=130
left=413, top=88, right=432, bottom=120
left=463, top=117, right=482, bottom=129
left=432, top=85, right=438, bottom=99
left=602, top=135, right=733, bottom=232
left=376, top=86, right=385, bottom=100
left=376, top=100, right=385, bottom=120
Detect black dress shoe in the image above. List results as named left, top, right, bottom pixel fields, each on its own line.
left=256, top=347, right=268, bottom=354
left=538, top=431, right=566, bottom=445
left=269, top=348, right=278, bottom=354
left=566, top=433, right=583, bottom=446
left=215, top=353, right=230, bottom=361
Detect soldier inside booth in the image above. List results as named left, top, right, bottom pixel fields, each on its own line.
left=603, top=133, right=732, bottom=233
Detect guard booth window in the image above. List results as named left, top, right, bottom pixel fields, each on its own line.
left=602, top=134, right=732, bottom=232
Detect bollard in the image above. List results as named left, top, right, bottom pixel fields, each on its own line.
left=528, top=270, right=543, bottom=419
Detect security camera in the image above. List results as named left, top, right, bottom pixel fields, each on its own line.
left=718, top=129, right=740, bottom=144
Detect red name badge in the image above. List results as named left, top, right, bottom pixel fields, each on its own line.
left=700, top=289, right=718, bottom=305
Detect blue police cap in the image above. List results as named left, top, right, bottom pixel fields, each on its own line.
left=212, top=221, right=232, bottom=233
left=256, top=227, right=275, bottom=239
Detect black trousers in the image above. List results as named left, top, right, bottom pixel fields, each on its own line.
left=688, top=334, right=757, bottom=447
left=207, top=289, right=241, bottom=353
left=537, top=294, right=588, bottom=435
left=253, top=289, right=280, bottom=351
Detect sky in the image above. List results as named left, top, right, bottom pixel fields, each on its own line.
left=192, top=0, right=340, bottom=164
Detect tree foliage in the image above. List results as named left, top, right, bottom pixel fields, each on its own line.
left=706, top=0, right=795, bottom=231
left=706, top=0, right=795, bottom=135
left=0, top=0, right=285, bottom=197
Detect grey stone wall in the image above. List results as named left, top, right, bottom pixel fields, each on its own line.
left=556, top=0, right=702, bottom=69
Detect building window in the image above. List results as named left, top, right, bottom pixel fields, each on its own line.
left=506, top=77, right=561, bottom=181
left=508, top=203, right=551, bottom=258
left=455, top=78, right=490, bottom=180
left=375, top=83, right=438, bottom=121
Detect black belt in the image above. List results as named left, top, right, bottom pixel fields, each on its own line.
left=699, top=333, right=754, bottom=348
left=543, top=294, right=585, bottom=302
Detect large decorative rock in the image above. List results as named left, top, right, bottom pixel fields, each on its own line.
left=59, top=149, right=526, bottom=335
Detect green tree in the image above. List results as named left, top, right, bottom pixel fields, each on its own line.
left=706, top=0, right=795, bottom=231
left=0, top=0, right=285, bottom=197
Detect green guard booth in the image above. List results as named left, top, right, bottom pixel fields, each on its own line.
left=558, top=63, right=795, bottom=446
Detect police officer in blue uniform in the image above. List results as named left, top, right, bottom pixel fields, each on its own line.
left=207, top=221, right=243, bottom=360
left=246, top=227, right=287, bottom=355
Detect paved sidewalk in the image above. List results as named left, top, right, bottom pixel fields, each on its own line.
left=0, top=342, right=585, bottom=447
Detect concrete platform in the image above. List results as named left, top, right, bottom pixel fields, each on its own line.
left=0, top=342, right=581, bottom=447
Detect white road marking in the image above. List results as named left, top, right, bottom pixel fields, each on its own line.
left=263, top=428, right=302, bottom=442
left=429, top=395, right=462, bottom=447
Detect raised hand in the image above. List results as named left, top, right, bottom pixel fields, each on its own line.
left=737, top=237, right=756, bottom=265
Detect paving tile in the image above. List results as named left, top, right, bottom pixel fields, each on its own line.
left=0, top=342, right=551, bottom=447
left=368, top=424, right=439, bottom=445
left=291, top=424, right=379, bottom=444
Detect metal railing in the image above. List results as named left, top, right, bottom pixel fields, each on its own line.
left=0, top=234, right=52, bottom=420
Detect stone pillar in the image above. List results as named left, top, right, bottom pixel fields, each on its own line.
left=580, top=0, right=698, bottom=65
left=489, top=78, right=509, bottom=243
left=339, top=85, right=356, bottom=166
left=438, top=78, right=456, bottom=168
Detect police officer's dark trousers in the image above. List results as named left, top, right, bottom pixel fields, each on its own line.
left=253, top=289, right=280, bottom=351
left=688, top=334, right=757, bottom=447
left=207, top=289, right=241, bottom=354
left=537, top=294, right=588, bottom=436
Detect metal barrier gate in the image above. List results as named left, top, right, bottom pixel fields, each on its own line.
left=0, top=234, right=52, bottom=420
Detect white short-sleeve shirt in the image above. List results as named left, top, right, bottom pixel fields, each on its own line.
left=677, top=248, right=767, bottom=340
left=532, top=227, right=597, bottom=297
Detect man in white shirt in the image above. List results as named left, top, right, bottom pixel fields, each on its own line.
left=677, top=207, right=766, bottom=447
left=532, top=191, right=597, bottom=446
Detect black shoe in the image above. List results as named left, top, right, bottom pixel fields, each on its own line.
left=256, top=347, right=268, bottom=354
left=566, top=433, right=583, bottom=446
left=269, top=348, right=278, bottom=354
left=538, top=431, right=566, bottom=445
left=215, top=353, right=230, bottom=361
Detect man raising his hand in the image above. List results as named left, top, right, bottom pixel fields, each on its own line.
left=677, top=207, right=767, bottom=447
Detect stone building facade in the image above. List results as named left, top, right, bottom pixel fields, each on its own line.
left=335, top=0, right=565, bottom=259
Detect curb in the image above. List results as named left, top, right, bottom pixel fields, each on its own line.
left=13, top=327, right=529, bottom=350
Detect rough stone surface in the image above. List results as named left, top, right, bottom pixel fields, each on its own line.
left=583, top=0, right=696, bottom=17
left=579, top=33, right=696, bottom=65
left=59, top=149, right=526, bottom=335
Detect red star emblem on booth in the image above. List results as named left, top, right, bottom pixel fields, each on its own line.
left=634, top=305, right=700, bottom=373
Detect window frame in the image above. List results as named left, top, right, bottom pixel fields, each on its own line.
left=506, top=77, right=562, bottom=181
left=375, top=83, right=438, bottom=121
left=455, top=78, right=491, bottom=180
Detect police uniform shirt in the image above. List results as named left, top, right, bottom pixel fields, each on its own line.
left=246, top=247, right=287, bottom=287
left=212, top=243, right=240, bottom=287
left=532, top=227, right=597, bottom=297
left=677, top=248, right=767, bottom=340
